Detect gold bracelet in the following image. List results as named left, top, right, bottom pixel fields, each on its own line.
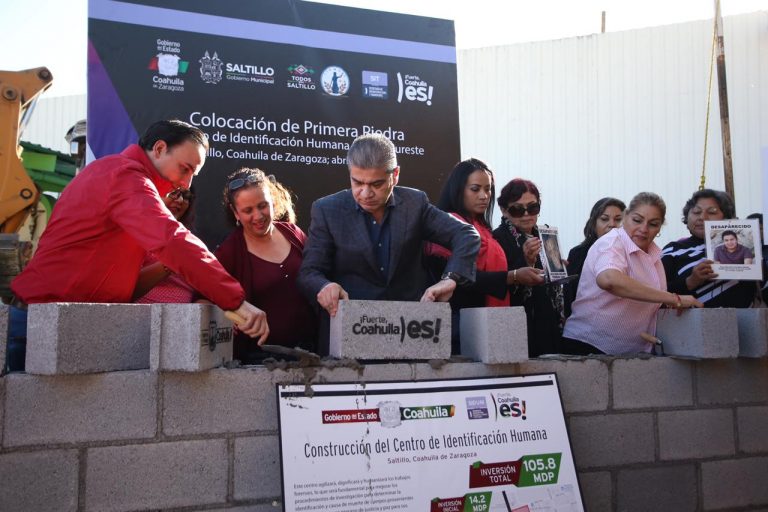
left=513, top=269, right=518, bottom=285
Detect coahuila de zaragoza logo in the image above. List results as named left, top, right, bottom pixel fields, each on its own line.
left=148, top=52, right=188, bottom=77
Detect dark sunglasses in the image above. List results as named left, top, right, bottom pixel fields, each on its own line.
left=227, top=174, right=261, bottom=193
left=167, top=188, right=192, bottom=201
left=506, top=202, right=541, bottom=218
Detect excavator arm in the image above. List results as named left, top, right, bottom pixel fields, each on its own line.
left=0, top=67, right=53, bottom=233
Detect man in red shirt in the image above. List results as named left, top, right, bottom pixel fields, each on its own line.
left=11, top=120, right=268, bottom=367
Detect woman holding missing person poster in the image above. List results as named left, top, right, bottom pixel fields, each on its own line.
left=661, top=189, right=757, bottom=308
left=562, top=192, right=702, bottom=355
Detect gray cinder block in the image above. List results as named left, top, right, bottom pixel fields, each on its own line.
left=655, top=308, right=739, bottom=359
left=702, top=457, right=768, bottom=510
left=4, top=371, right=156, bottom=447
left=85, top=440, right=228, bottom=511
left=234, top=436, right=281, bottom=500
left=658, top=409, right=735, bottom=460
left=26, top=303, right=151, bottom=375
left=162, top=369, right=276, bottom=435
left=0, top=450, right=79, bottom=512
left=736, top=309, right=768, bottom=358
left=329, top=300, right=451, bottom=359
left=460, top=306, right=527, bottom=363
left=150, top=304, right=233, bottom=371
left=617, top=466, right=697, bottom=512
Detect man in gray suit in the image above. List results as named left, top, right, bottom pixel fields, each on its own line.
left=298, top=133, right=480, bottom=320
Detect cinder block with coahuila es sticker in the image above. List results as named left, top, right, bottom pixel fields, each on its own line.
left=329, top=300, right=451, bottom=359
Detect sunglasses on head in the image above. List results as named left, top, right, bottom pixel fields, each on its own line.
left=167, top=188, right=192, bottom=201
left=227, top=174, right=261, bottom=193
left=506, top=202, right=541, bottom=218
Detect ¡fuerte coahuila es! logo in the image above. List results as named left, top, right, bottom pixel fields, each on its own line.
left=490, top=393, right=527, bottom=421
left=148, top=38, right=188, bottom=92
left=286, top=64, right=316, bottom=90
left=199, top=51, right=223, bottom=84
left=396, top=72, right=434, bottom=106
left=320, top=66, right=349, bottom=96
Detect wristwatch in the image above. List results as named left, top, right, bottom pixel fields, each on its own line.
left=441, top=271, right=470, bottom=287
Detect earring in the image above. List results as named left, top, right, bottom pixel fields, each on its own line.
left=236, top=219, right=240, bottom=226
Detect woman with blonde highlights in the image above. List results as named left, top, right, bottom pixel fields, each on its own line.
left=211, top=168, right=316, bottom=363
left=563, top=192, right=702, bottom=355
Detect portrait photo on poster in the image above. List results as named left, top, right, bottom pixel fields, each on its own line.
left=538, top=226, right=569, bottom=282
left=705, top=219, right=764, bottom=281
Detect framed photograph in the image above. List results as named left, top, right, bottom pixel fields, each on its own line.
left=704, top=219, right=764, bottom=281
left=537, top=226, right=569, bottom=282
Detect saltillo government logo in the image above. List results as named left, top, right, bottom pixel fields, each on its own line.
left=199, top=51, right=223, bottom=84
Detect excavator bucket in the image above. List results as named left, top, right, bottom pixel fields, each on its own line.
left=0, top=67, right=53, bottom=233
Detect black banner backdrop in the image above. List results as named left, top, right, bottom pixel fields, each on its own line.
left=88, top=0, right=460, bottom=247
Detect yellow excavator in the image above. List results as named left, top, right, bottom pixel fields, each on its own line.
left=0, top=67, right=53, bottom=297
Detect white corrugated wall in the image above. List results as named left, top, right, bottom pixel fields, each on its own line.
left=458, top=11, right=768, bottom=252
left=21, top=94, right=87, bottom=155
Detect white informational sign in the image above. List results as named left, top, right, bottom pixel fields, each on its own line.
left=278, top=374, right=584, bottom=512
left=705, top=219, right=763, bottom=281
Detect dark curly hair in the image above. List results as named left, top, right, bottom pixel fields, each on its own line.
left=681, top=189, right=735, bottom=224
left=222, top=168, right=295, bottom=226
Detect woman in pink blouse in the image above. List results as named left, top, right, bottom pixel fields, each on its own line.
left=563, top=192, right=702, bottom=355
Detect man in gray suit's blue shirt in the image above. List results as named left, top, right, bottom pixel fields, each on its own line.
left=298, top=133, right=480, bottom=318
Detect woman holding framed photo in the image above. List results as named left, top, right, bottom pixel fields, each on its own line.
left=492, top=178, right=564, bottom=357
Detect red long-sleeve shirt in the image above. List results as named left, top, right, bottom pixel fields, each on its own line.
left=12, top=144, right=244, bottom=310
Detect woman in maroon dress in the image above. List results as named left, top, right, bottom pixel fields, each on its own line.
left=214, top=168, right=317, bottom=363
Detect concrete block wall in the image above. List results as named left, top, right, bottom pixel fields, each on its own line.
left=0, top=357, right=766, bottom=511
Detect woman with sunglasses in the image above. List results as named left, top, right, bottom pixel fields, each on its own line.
left=209, top=168, right=317, bottom=363
left=133, top=187, right=197, bottom=303
left=563, top=192, right=702, bottom=355
left=492, top=179, right=563, bottom=357
left=563, top=197, right=626, bottom=317
left=425, top=159, right=544, bottom=353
